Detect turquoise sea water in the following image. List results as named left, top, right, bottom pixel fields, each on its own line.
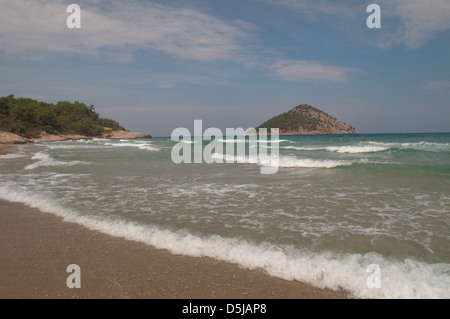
left=1, top=132, right=449, bottom=298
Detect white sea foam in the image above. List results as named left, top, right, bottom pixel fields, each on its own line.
left=24, top=152, right=90, bottom=170
left=330, top=145, right=390, bottom=153
left=217, top=138, right=247, bottom=143
left=212, top=153, right=353, bottom=168
left=368, top=141, right=450, bottom=152
left=0, top=185, right=448, bottom=299
left=45, top=145, right=96, bottom=150
left=283, top=146, right=323, bottom=151
left=283, top=145, right=390, bottom=153
left=217, top=138, right=290, bottom=144
left=104, top=141, right=160, bottom=151
left=0, top=153, right=25, bottom=159
left=257, top=139, right=290, bottom=143
left=275, top=156, right=353, bottom=168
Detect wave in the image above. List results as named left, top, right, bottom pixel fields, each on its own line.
left=41, top=139, right=161, bottom=151
left=104, top=141, right=160, bottom=152
left=0, top=153, right=26, bottom=159
left=283, top=145, right=390, bottom=154
left=217, top=138, right=247, bottom=143
left=368, top=141, right=450, bottom=153
left=275, top=155, right=353, bottom=168
left=256, top=139, right=291, bottom=143
left=211, top=153, right=354, bottom=168
left=0, top=185, right=448, bottom=299
left=283, top=141, right=450, bottom=154
left=217, top=138, right=291, bottom=144
left=24, top=152, right=91, bottom=170
left=45, top=145, right=98, bottom=150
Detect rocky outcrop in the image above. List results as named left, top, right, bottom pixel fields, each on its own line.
left=30, top=131, right=91, bottom=142
left=256, top=104, right=358, bottom=135
left=0, top=131, right=29, bottom=144
left=0, top=130, right=152, bottom=144
left=101, top=130, right=152, bottom=139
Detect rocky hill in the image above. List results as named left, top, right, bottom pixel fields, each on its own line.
left=256, top=104, right=358, bottom=135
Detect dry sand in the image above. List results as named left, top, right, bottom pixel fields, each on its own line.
left=0, top=199, right=349, bottom=299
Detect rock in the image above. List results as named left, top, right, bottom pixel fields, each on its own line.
left=1, top=130, right=152, bottom=144
left=0, top=131, right=30, bottom=144
left=101, top=130, right=152, bottom=139
left=30, top=131, right=90, bottom=142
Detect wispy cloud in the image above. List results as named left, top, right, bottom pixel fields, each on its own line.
left=270, top=59, right=361, bottom=83
left=420, top=80, right=450, bottom=90
left=143, top=73, right=234, bottom=88
left=0, top=0, right=363, bottom=86
left=0, top=0, right=251, bottom=62
left=378, top=0, right=450, bottom=48
left=263, top=0, right=450, bottom=49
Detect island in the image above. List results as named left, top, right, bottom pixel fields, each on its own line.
left=0, top=95, right=151, bottom=144
left=256, top=104, right=358, bottom=135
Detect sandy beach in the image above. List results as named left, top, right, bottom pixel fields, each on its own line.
left=0, top=198, right=348, bottom=299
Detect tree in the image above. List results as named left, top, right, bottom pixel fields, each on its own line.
left=0, top=95, right=127, bottom=138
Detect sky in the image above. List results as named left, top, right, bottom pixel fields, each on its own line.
left=0, top=0, right=449, bottom=136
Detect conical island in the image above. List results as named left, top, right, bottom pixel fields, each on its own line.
left=256, top=104, right=358, bottom=135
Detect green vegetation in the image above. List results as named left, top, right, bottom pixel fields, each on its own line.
left=0, top=95, right=125, bottom=138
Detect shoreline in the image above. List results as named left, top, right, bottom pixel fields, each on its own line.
left=0, top=130, right=152, bottom=145
left=0, top=198, right=349, bottom=299
left=0, top=144, right=14, bottom=155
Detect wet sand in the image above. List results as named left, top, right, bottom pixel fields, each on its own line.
left=0, top=199, right=349, bottom=299
left=0, top=145, right=13, bottom=155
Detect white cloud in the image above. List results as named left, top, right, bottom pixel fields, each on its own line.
left=420, top=80, right=450, bottom=90
left=0, top=0, right=250, bottom=62
left=263, top=0, right=450, bottom=49
left=270, top=59, right=361, bottom=83
left=378, top=0, right=450, bottom=48
left=0, top=0, right=363, bottom=86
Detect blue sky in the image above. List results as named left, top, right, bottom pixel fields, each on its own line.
left=1, top=0, right=449, bottom=136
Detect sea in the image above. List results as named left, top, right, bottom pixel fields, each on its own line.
left=1, top=132, right=449, bottom=298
